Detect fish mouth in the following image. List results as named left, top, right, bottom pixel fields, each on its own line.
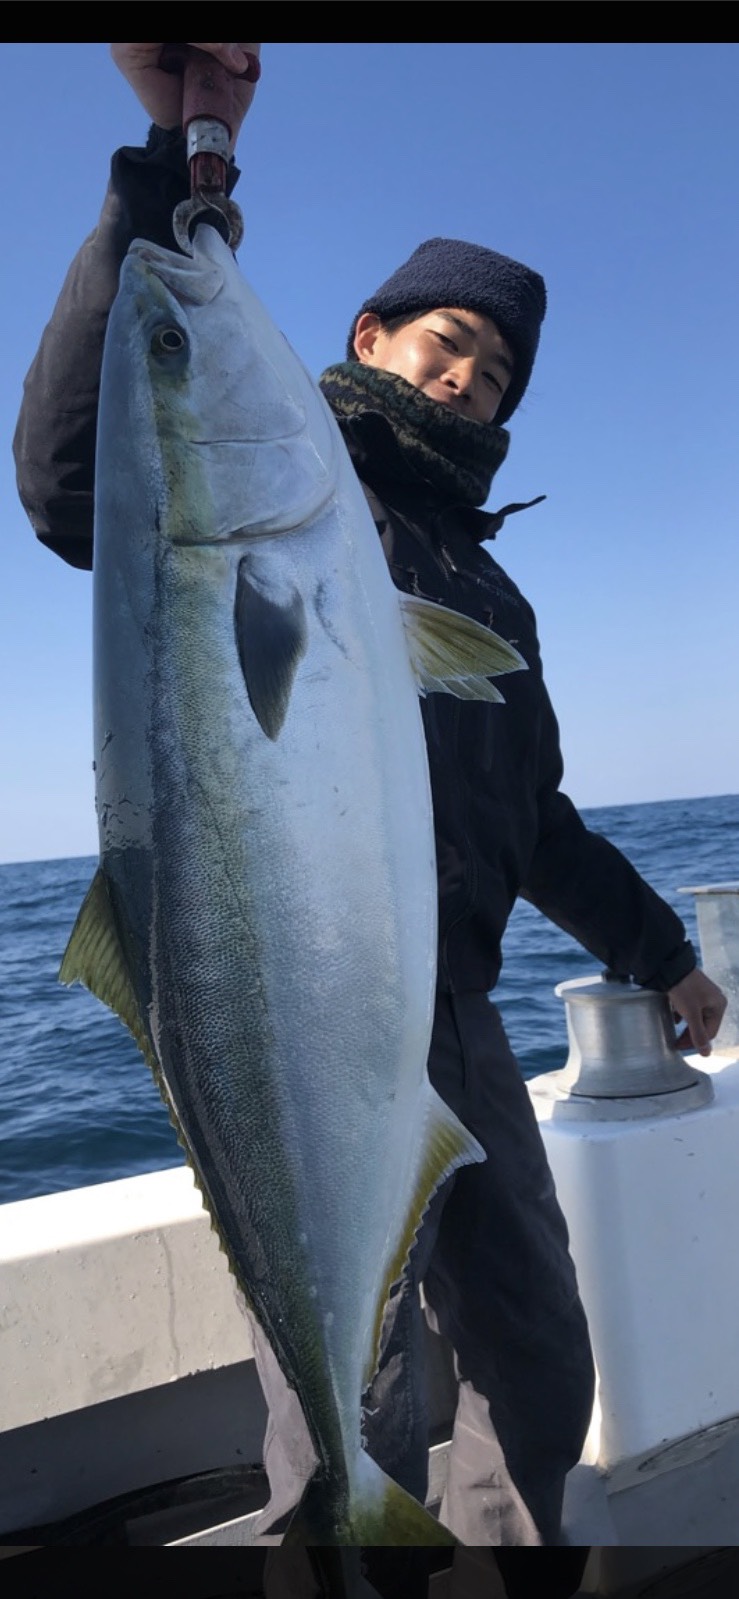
left=170, top=526, right=253, bottom=548
left=190, top=432, right=305, bottom=445
left=169, top=514, right=322, bottom=548
left=127, top=238, right=225, bottom=306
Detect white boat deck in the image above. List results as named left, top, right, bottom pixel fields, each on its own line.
left=3, top=1043, right=739, bottom=1593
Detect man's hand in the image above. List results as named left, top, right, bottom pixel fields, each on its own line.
left=110, top=44, right=261, bottom=148
left=668, top=968, right=728, bottom=1056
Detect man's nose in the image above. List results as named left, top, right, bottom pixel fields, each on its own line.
left=444, top=364, right=473, bottom=406
left=445, top=358, right=476, bottom=399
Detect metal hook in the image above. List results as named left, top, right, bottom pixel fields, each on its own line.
left=159, top=47, right=252, bottom=255
left=172, top=190, right=244, bottom=255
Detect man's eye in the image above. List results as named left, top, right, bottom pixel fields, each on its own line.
left=483, top=372, right=502, bottom=391
left=434, top=331, right=457, bottom=351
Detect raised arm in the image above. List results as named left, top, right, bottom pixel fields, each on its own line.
left=13, top=43, right=261, bottom=568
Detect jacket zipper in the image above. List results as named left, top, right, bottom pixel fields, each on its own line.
left=438, top=699, right=478, bottom=994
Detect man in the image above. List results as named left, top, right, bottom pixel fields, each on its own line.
left=13, top=43, right=726, bottom=1563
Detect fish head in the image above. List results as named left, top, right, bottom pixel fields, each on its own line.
left=102, top=223, right=339, bottom=548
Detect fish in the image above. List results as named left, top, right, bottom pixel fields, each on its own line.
left=60, top=223, right=527, bottom=1546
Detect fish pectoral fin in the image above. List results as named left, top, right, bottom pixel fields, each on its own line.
left=365, top=1090, right=485, bottom=1390
left=399, top=592, right=527, bottom=702
left=235, top=555, right=308, bottom=740
left=59, top=867, right=157, bottom=1073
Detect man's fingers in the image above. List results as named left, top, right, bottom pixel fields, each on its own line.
left=186, top=44, right=259, bottom=74
left=668, top=970, right=727, bottom=1059
left=110, top=43, right=262, bottom=143
left=674, top=1015, right=711, bottom=1056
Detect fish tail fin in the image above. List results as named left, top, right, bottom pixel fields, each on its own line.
left=285, top=1451, right=455, bottom=1547
left=348, top=1448, right=456, bottom=1546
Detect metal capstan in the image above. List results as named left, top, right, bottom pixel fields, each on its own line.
left=529, top=972, right=714, bottom=1121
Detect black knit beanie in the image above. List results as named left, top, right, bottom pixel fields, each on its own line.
left=346, top=237, right=547, bottom=426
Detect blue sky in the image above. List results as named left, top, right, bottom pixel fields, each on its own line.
left=2, top=42, right=738, bottom=865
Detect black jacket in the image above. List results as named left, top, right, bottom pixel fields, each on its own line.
left=13, top=134, right=696, bottom=998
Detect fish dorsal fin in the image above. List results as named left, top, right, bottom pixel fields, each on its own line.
left=399, top=593, right=526, bottom=702
left=59, top=867, right=157, bottom=1074
left=235, top=554, right=308, bottom=740
left=364, top=1090, right=485, bottom=1389
left=60, top=868, right=257, bottom=1298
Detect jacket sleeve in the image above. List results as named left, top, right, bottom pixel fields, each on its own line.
left=520, top=670, right=696, bottom=994
left=12, top=128, right=239, bottom=571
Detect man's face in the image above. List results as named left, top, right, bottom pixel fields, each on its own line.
left=353, top=307, right=514, bottom=425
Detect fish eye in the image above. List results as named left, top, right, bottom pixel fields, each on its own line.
left=151, top=326, right=187, bottom=356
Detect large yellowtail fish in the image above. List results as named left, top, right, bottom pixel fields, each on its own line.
left=61, top=224, right=526, bottom=1545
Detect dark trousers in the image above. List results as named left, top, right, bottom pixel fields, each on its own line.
left=250, top=991, right=595, bottom=1548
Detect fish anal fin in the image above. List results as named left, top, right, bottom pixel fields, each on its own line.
left=235, top=555, right=308, bottom=740
left=400, top=592, right=526, bottom=701
left=364, top=1091, right=485, bottom=1390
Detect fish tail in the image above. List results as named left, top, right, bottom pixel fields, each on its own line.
left=348, top=1449, right=456, bottom=1546
left=284, top=1450, right=455, bottom=1548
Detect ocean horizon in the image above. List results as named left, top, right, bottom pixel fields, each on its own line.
left=1, top=791, right=737, bottom=1206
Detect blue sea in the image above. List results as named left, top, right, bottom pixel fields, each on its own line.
left=1, top=793, right=737, bottom=1207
